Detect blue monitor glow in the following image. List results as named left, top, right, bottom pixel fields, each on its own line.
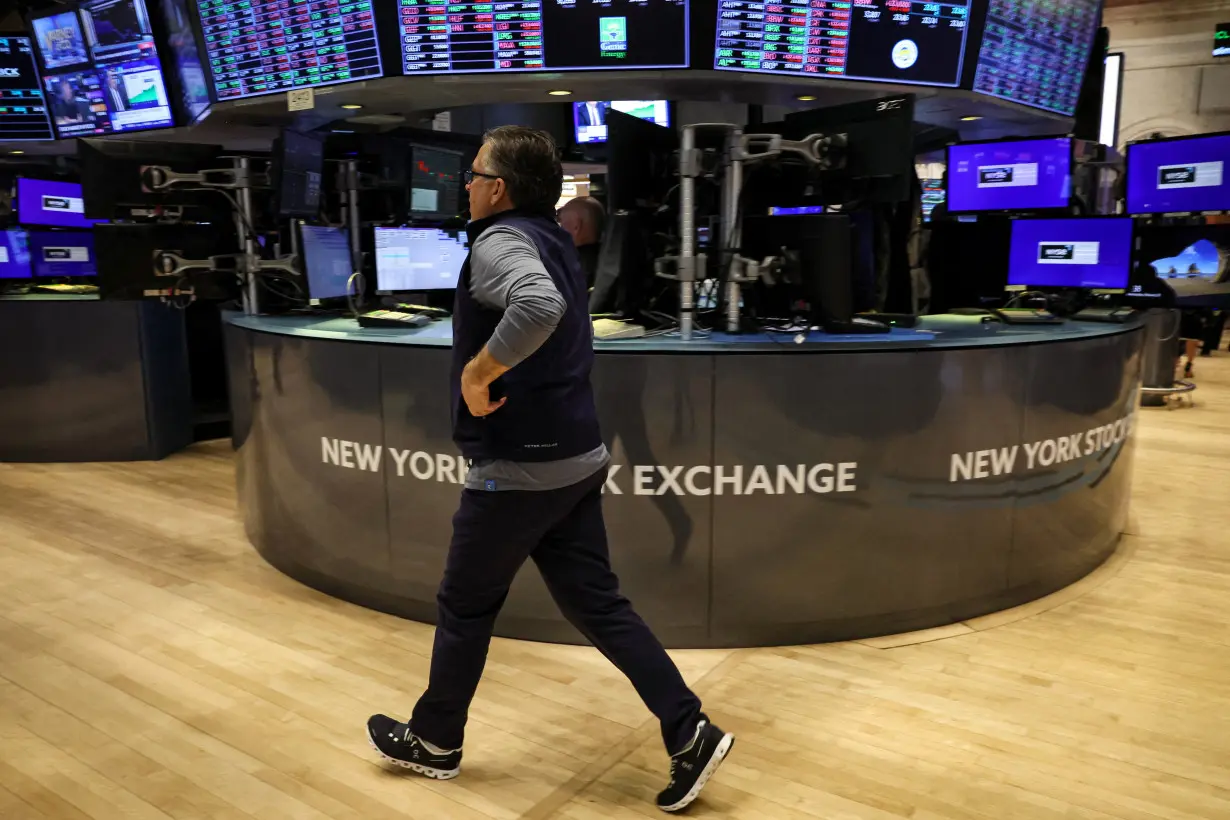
left=946, top=137, right=1073, bottom=214
left=374, top=227, right=468, bottom=293
left=30, top=10, right=88, bottom=71
left=17, top=179, right=102, bottom=229
left=299, top=224, right=354, bottom=303
left=1126, top=133, right=1230, bottom=215
left=768, top=206, right=825, bottom=216
left=0, top=37, right=55, bottom=142
left=0, top=229, right=32, bottom=279
left=922, top=178, right=945, bottom=222
left=573, top=100, right=670, bottom=145
left=1007, top=218, right=1133, bottom=292
left=26, top=229, right=97, bottom=278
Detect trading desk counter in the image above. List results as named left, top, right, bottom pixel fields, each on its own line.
left=225, top=314, right=1144, bottom=647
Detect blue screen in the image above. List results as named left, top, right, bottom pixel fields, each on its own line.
left=31, top=11, right=88, bottom=70
left=27, top=230, right=97, bottom=278
left=1127, top=134, right=1230, bottom=215
left=947, top=138, right=1072, bottom=213
left=0, top=229, right=32, bottom=279
left=1008, top=218, right=1133, bottom=291
left=300, top=225, right=353, bottom=301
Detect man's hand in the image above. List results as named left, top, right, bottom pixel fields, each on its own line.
left=461, top=347, right=511, bottom=417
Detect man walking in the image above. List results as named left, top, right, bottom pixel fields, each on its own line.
left=366, top=126, right=733, bottom=812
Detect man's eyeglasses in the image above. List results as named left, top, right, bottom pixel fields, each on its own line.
left=463, top=169, right=500, bottom=184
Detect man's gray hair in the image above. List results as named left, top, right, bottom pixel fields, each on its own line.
left=481, top=125, right=563, bottom=213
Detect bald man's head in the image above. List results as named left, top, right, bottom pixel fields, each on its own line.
left=558, top=197, right=606, bottom=247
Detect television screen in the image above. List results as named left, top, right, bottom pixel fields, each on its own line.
left=399, top=0, right=687, bottom=74
left=27, top=230, right=97, bottom=278
left=18, top=179, right=101, bottom=229
left=973, top=0, right=1104, bottom=117
left=946, top=137, right=1073, bottom=213
left=277, top=131, right=325, bottom=217
left=195, top=0, right=383, bottom=99
left=574, top=100, right=669, bottom=144
left=374, top=227, right=468, bottom=292
left=1008, top=218, right=1133, bottom=291
left=299, top=224, right=354, bottom=302
left=921, top=178, right=945, bottom=222
left=716, top=0, right=974, bottom=86
left=31, top=10, right=89, bottom=71
left=1139, top=224, right=1230, bottom=283
left=0, top=37, right=55, bottom=142
left=1126, top=133, right=1230, bottom=215
left=160, top=0, right=212, bottom=123
left=43, top=69, right=110, bottom=137
left=0, top=229, right=32, bottom=279
left=411, top=146, right=462, bottom=217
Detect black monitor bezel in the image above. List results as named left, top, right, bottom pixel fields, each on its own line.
left=945, top=134, right=1076, bottom=216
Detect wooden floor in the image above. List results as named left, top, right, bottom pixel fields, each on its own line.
left=1, top=358, right=1229, bottom=820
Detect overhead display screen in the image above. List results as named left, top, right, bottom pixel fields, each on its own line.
left=973, top=0, right=1103, bottom=117
left=161, top=0, right=213, bottom=122
left=715, top=0, right=974, bottom=87
left=398, top=0, right=688, bottom=74
left=1127, top=134, right=1230, bottom=215
left=33, top=0, right=175, bottom=137
left=0, top=37, right=55, bottom=142
left=195, top=0, right=383, bottom=99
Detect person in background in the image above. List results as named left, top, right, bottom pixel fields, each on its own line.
left=558, top=196, right=605, bottom=287
left=366, top=126, right=734, bottom=814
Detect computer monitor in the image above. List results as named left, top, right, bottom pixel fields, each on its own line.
left=275, top=130, right=325, bottom=217
left=17, top=179, right=101, bottom=229
left=606, top=108, right=679, bottom=211
left=160, top=0, right=212, bottom=123
left=0, top=229, right=32, bottom=279
left=374, top=227, right=468, bottom=293
left=1138, top=223, right=1230, bottom=283
left=29, top=10, right=88, bottom=71
left=921, top=178, right=946, bottom=222
left=410, top=146, right=462, bottom=218
left=1126, top=132, right=1230, bottom=215
left=78, top=138, right=224, bottom=218
left=1007, top=217, right=1133, bottom=292
left=95, top=222, right=229, bottom=299
left=947, top=137, right=1074, bottom=214
left=299, top=224, right=354, bottom=303
left=573, top=100, right=670, bottom=145
left=0, top=37, right=55, bottom=142
left=27, top=230, right=97, bottom=278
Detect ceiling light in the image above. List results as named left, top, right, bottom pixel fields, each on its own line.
left=547, top=89, right=572, bottom=96
left=340, top=103, right=363, bottom=110
left=961, top=115, right=983, bottom=122
left=796, top=95, right=817, bottom=101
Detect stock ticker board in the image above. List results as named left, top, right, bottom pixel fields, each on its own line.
left=973, top=0, right=1103, bottom=116
left=398, top=0, right=689, bottom=74
left=715, top=0, right=974, bottom=87
left=0, top=37, right=54, bottom=141
left=195, top=0, right=383, bottom=99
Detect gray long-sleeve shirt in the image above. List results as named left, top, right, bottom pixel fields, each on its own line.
left=464, top=224, right=609, bottom=492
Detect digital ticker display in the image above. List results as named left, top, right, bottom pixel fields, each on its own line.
left=715, top=0, right=974, bottom=87
left=0, top=37, right=55, bottom=142
left=195, top=0, right=383, bottom=99
left=397, top=0, right=688, bottom=74
left=973, top=0, right=1103, bottom=117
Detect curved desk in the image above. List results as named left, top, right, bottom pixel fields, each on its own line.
left=224, top=314, right=1144, bottom=648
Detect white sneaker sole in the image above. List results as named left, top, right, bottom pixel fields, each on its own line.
left=367, top=728, right=461, bottom=780
left=658, top=732, right=735, bottom=813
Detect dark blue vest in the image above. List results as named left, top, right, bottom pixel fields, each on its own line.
left=451, top=209, right=602, bottom=462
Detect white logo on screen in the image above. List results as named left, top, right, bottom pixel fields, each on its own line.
left=1157, top=161, right=1223, bottom=190
left=978, top=163, right=1039, bottom=188
left=1038, top=242, right=1100, bottom=265
left=0, top=68, right=20, bottom=78
left=43, top=246, right=90, bottom=262
left=42, top=194, right=85, bottom=214
left=0, top=248, right=8, bottom=264
left=892, top=39, right=919, bottom=70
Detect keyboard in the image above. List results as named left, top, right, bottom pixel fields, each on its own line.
left=1072, top=307, right=1135, bottom=323
left=357, top=310, right=431, bottom=329
left=994, top=308, right=1063, bottom=325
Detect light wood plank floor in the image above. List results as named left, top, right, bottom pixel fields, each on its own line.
left=2, top=354, right=1229, bottom=819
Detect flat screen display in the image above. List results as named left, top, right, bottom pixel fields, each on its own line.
left=30, top=11, right=89, bottom=71
left=715, top=0, right=974, bottom=86
left=1127, top=134, right=1230, bottom=215
left=27, top=230, right=97, bottom=278
left=0, top=37, right=54, bottom=142
left=1008, top=218, right=1132, bottom=291
left=973, top=0, right=1103, bottom=117
left=1139, top=224, right=1230, bottom=283
left=946, top=137, right=1072, bottom=213
left=398, top=0, right=688, bottom=74
left=411, top=146, right=462, bottom=217
left=277, top=131, right=325, bottom=217
left=195, top=0, right=383, bottom=100
left=0, top=229, right=32, bottom=279
left=921, top=177, right=945, bottom=221
left=374, top=227, right=468, bottom=292
left=300, top=224, right=354, bottom=302
left=161, top=0, right=212, bottom=123
left=574, top=100, right=669, bottom=145
left=18, top=179, right=101, bottom=229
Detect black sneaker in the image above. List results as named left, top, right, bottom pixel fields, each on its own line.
left=656, top=718, right=735, bottom=813
left=366, top=714, right=462, bottom=780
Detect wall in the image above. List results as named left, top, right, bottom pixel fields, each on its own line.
left=1107, top=0, right=1230, bottom=143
